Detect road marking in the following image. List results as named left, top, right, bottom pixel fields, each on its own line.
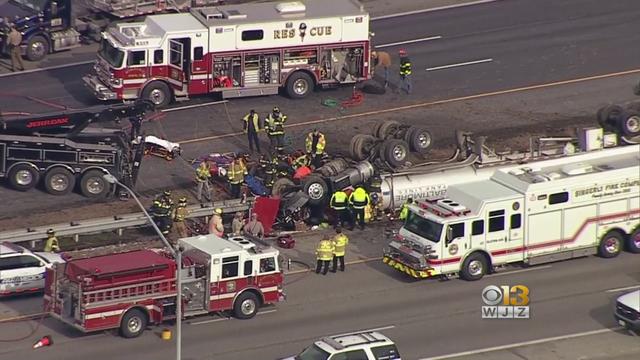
left=0, top=312, right=48, bottom=323
left=0, top=60, right=94, bottom=78
left=427, top=58, right=493, bottom=71
left=286, top=257, right=382, bottom=275
left=487, top=265, right=552, bottom=277
left=190, top=309, right=277, bottom=325
left=371, top=0, right=500, bottom=20
left=605, top=285, right=640, bottom=293
left=177, top=67, right=640, bottom=145
left=161, top=100, right=229, bottom=112
left=375, top=36, right=442, bottom=49
left=418, top=327, right=625, bottom=360
left=334, top=325, right=396, bottom=337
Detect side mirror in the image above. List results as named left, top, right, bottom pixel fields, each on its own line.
left=445, top=227, right=453, bottom=243
left=39, top=262, right=46, bottom=267
left=50, top=2, right=58, bottom=15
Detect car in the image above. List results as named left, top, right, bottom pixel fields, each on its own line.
left=0, top=242, right=65, bottom=297
left=280, top=331, right=401, bottom=360
left=614, top=289, right=640, bottom=333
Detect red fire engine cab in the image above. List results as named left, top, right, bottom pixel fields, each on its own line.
left=44, top=234, right=285, bottom=338
left=83, top=0, right=372, bottom=107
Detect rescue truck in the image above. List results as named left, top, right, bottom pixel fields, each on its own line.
left=383, top=144, right=640, bottom=279
left=83, top=0, right=372, bottom=106
left=44, top=234, right=285, bottom=337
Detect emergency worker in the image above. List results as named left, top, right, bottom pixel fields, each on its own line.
left=161, top=190, right=174, bottom=209
left=330, top=189, right=352, bottom=229
left=209, top=208, right=224, bottom=237
left=399, top=197, right=414, bottom=221
left=151, top=194, right=172, bottom=234
left=227, top=156, right=247, bottom=198
left=172, top=197, right=190, bottom=241
left=349, top=186, right=370, bottom=230
left=243, top=109, right=262, bottom=153
left=231, top=212, right=245, bottom=235
left=8, top=23, right=25, bottom=72
left=259, top=155, right=277, bottom=188
left=371, top=50, right=391, bottom=87
left=305, top=129, right=326, bottom=168
left=399, top=49, right=412, bottom=94
left=44, top=229, right=60, bottom=253
left=265, top=107, right=287, bottom=153
left=331, top=227, right=349, bottom=272
left=315, top=236, right=335, bottom=275
left=195, top=161, right=212, bottom=203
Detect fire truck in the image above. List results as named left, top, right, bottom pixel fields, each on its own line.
left=44, top=234, right=285, bottom=338
left=83, top=0, right=372, bottom=106
left=383, top=144, right=640, bottom=280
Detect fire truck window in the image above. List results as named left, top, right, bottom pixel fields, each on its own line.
left=128, top=50, right=146, bottom=66
left=449, top=223, right=465, bottom=240
left=549, top=192, right=569, bottom=205
left=243, top=260, right=253, bottom=276
left=472, top=220, right=484, bottom=235
left=222, top=256, right=239, bottom=279
left=154, top=50, right=164, bottom=64
left=259, top=257, right=276, bottom=273
left=489, top=213, right=505, bottom=232
left=510, top=214, right=522, bottom=229
left=242, top=30, right=264, bottom=41
left=194, top=47, right=204, bottom=61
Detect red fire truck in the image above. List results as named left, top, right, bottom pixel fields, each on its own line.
left=83, top=0, right=372, bottom=106
left=44, top=234, right=285, bottom=338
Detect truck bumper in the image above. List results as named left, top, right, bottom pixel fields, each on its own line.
left=382, top=256, right=436, bottom=279
left=83, top=74, right=118, bottom=101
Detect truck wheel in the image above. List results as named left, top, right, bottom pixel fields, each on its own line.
left=142, top=82, right=172, bottom=107
left=26, top=35, right=49, bottom=62
left=350, top=134, right=376, bottom=160
left=405, top=126, right=433, bottom=154
left=233, top=292, right=259, bottom=319
left=596, top=105, right=623, bottom=132
left=285, top=72, right=314, bottom=99
left=80, top=170, right=110, bottom=198
left=460, top=253, right=488, bottom=281
left=272, top=177, right=295, bottom=196
left=302, top=174, right=329, bottom=206
left=120, top=308, right=147, bottom=338
left=598, top=231, right=623, bottom=258
left=381, top=139, right=409, bottom=168
left=8, top=164, right=39, bottom=191
left=44, top=168, right=76, bottom=195
left=625, top=228, right=640, bottom=254
left=374, top=120, right=400, bottom=139
left=616, top=111, right=640, bottom=137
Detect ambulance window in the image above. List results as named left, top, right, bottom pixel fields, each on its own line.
left=242, top=30, right=264, bottom=41
left=194, top=47, right=204, bottom=61
left=154, top=50, right=164, bottom=64
left=260, top=257, right=276, bottom=273
left=222, top=256, right=239, bottom=279
left=243, top=260, right=253, bottom=276
left=489, top=211, right=505, bottom=232
left=510, top=214, right=522, bottom=229
left=128, top=50, right=146, bottom=66
left=549, top=192, right=569, bottom=205
left=472, top=220, right=484, bottom=235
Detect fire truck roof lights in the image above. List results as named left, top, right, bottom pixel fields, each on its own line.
left=417, top=198, right=470, bottom=218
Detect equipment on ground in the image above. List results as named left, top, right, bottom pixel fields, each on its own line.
left=143, top=135, right=181, bottom=160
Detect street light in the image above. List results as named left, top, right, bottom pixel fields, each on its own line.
left=102, top=174, right=182, bottom=360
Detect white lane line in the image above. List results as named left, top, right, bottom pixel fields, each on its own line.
left=418, top=327, right=625, bottom=360
left=334, top=325, right=395, bottom=337
left=427, top=58, right=493, bottom=71
left=375, top=36, right=442, bottom=49
left=487, top=265, right=552, bottom=278
left=605, top=285, right=640, bottom=293
left=190, top=309, right=277, bottom=325
left=161, top=100, right=229, bottom=112
left=371, top=0, right=501, bottom=20
left=0, top=60, right=94, bottom=78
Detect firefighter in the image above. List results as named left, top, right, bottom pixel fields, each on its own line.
left=243, top=109, right=262, bottom=153
left=315, top=236, right=335, bottom=275
left=265, top=106, right=287, bottom=153
left=8, top=23, right=25, bottom=72
left=227, top=156, right=247, bottom=198
left=305, top=129, right=326, bottom=169
left=292, top=152, right=310, bottom=169
left=231, top=211, right=245, bottom=235
left=209, top=208, right=224, bottom=237
left=399, top=197, right=414, bottom=221
left=150, top=195, right=172, bottom=235
left=161, top=190, right=175, bottom=209
left=172, top=197, right=190, bottom=241
left=399, top=49, right=412, bottom=94
left=331, top=227, right=349, bottom=272
left=195, top=161, right=212, bottom=203
left=330, top=189, right=352, bottom=230
left=243, top=213, right=265, bottom=238
left=371, top=50, right=392, bottom=88
left=44, top=229, right=60, bottom=253
left=259, top=154, right=277, bottom=188
left=349, top=186, right=370, bottom=230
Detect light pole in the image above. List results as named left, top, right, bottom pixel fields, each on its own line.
left=102, top=174, right=182, bottom=360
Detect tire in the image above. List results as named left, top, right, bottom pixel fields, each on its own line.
left=634, top=81, right=640, bottom=96
left=26, top=35, right=49, bottom=61
left=302, top=174, right=329, bottom=206
left=616, top=110, right=640, bottom=137
left=285, top=72, right=314, bottom=99
left=350, top=134, right=376, bottom=160
left=272, top=177, right=295, bottom=196
left=141, top=81, right=172, bottom=107
left=8, top=164, right=39, bottom=191
left=44, top=168, right=76, bottom=195
left=381, top=139, right=409, bottom=168
left=460, top=253, right=488, bottom=281
left=233, top=292, right=259, bottom=319
left=405, top=126, right=433, bottom=154
left=598, top=231, right=623, bottom=258
left=119, top=308, right=147, bottom=338
left=625, top=228, right=640, bottom=254
left=375, top=120, right=401, bottom=139
left=597, top=105, right=624, bottom=132
left=80, top=170, right=110, bottom=198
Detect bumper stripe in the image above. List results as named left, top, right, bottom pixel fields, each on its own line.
left=383, top=256, right=434, bottom=278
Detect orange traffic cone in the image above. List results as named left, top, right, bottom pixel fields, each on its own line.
left=32, top=335, right=53, bottom=349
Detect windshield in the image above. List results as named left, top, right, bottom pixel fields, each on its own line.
left=404, top=212, right=444, bottom=243
left=295, top=344, right=330, bottom=360
left=99, top=39, right=125, bottom=68
left=11, top=0, right=47, bottom=12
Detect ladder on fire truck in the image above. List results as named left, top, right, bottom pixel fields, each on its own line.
left=83, top=277, right=175, bottom=304
left=87, top=0, right=224, bottom=18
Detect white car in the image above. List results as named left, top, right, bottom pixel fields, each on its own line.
left=0, top=242, right=65, bottom=297
left=281, top=331, right=401, bottom=360
left=615, top=290, right=640, bottom=333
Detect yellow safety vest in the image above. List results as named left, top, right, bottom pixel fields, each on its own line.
left=349, top=188, right=370, bottom=209
left=399, top=202, right=411, bottom=220
left=228, top=162, right=247, bottom=184
left=400, top=57, right=412, bottom=76
left=332, top=234, right=349, bottom=257
left=305, top=132, right=326, bottom=154
left=174, top=206, right=188, bottom=221
left=266, top=114, right=286, bottom=135
left=243, top=113, right=261, bottom=133
left=330, top=191, right=348, bottom=210
left=44, top=236, right=59, bottom=252
left=364, top=204, right=373, bottom=222
left=315, top=239, right=334, bottom=261
left=196, top=164, right=210, bottom=182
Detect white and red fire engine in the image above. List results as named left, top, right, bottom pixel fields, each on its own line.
left=83, top=0, right=372, bottom=106
left=45, top=234, right=285, bottom=337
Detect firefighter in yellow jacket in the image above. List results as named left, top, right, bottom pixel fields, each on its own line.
left=172, top=197, right=190, bottom=242
left=44, top=229, right=60, bottom=253
left=349, top=186, right=371, bottom=230
left=315, top=236, right=335, bottom=275
left=305, top=128, right=326, bottom=168
left=227, top=156, right=247, bottom=198
left=331, top=227, right=349, bottom=272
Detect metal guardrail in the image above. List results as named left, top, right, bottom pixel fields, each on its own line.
left=0, top=198, right=254, bottom=244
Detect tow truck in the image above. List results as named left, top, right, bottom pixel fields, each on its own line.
left=0, top=100, right=154, bottom=197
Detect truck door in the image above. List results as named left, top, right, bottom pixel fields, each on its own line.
left=444, top=222, right=467, bottom=260
left=0, top=143, right=5, bottom=175
left=507, top=201, right=524, bottom=261
left=168, top=39, right=190, bottom=92
left=484, top=207, right=509, bottom=265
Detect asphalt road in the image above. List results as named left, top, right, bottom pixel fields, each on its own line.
left=0, top=249, right=637, bottom=360
left=1, top=0, right=640, bottom=220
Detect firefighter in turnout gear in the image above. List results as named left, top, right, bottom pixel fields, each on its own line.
left=349, top=186, right=371, bottom=230
left=315, top=236, right=335, bottom=275
left=209, top=208, right=224, bottom=237
left=227, top=156, right=247, bottom=198
left=331, top=227, right=349, bottom=272
left=330, top=189, right=353, bottom=229
left=399, top=197, right=414, bottom=221
left=151, top=194, right=173, bottom=234
left=305, top=129, right=326, bottom=169
left=172, top=197, right=190, bottom=241
left=195, top=161, right=212, bottom=203
left=161, top=190, right=174, bottom=209
left=243, top=109, right=262, bottom=153
left=265, top=107, right=287, bottom=153
left=399, top=49, right=412, bottom=94
left=44, top=229, right=60, bottom=253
